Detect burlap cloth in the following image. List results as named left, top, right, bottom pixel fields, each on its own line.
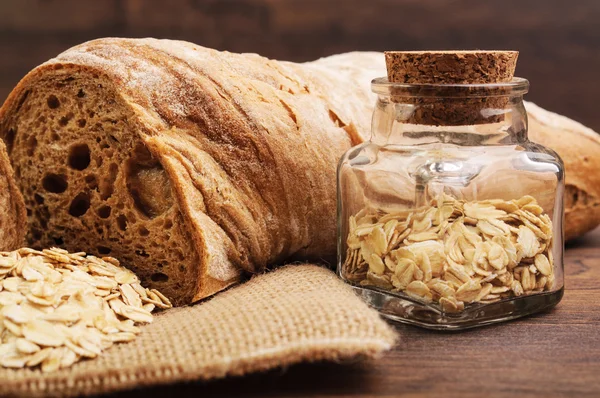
left=0, top=265, right=396, bottom=397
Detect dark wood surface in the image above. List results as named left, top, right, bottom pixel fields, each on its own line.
left=1, top=0, right=599, bottom=132
left=105, top=227, right=600, bottom=398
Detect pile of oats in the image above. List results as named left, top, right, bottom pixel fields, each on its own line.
left=342, top=194, right=555, bottom=312
left=0, top=248, right=172, bottom=372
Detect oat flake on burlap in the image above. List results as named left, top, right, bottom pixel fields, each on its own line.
left=0, top=265, right=396, bottom=397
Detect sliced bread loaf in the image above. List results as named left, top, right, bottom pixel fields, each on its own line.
left=0, top=38, right=381, bottom=304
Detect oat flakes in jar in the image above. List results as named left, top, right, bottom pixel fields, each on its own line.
left=337, top=51, right=564, bottom=329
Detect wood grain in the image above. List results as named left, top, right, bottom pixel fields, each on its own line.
left=0, top=0, right=599, bottom=132
left=104, top=228, right=600, bottom=397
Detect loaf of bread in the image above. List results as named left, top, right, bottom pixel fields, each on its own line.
left=0, top=38, right=381, bottom=305
left=0, top=140, right=26, bottom=251
left=0, top=38, right=597, bottom=304
left=525, top=102, right=600, bottom=241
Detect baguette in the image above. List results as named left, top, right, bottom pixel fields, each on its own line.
left=0, top=38, right=381, bottom=304
left=0, top=39, right=597, bottom=305
left=526, top=102, right=600, bottom=241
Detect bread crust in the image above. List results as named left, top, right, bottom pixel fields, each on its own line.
left=526, top=102, right=600, bottom=240
left=0, top=140, right=26, bottom=251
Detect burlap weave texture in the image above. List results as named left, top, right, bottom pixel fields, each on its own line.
left=0, top=265, right=396, bottom=397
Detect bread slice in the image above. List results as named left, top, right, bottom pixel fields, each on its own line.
left=0, top=38, right=381, bottom=305
left=0, top=139, right=26, bottom=251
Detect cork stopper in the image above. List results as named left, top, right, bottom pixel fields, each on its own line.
left=384, top=50, right=519, bottom=125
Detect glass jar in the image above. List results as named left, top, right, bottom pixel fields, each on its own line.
left=337, top=77, right=564, bottom=330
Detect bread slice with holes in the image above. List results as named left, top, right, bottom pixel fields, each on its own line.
left=0, top=139, right=26, bottom=251
left=0, top=38, right=380, bottom=305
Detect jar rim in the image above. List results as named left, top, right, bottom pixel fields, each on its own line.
left=371, top=77, right=529, bottom=98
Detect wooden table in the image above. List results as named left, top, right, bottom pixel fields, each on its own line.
left=114, top=228, right=600, bottom=398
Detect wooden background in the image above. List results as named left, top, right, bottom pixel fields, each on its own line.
left=0, top=0, right=599, bottom=132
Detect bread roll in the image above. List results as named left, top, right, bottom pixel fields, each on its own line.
left=0, top=39, right=597, bottom=304
left=0, top=38, right=381, bottom=304
left=0, top=140, right=26, bottom=251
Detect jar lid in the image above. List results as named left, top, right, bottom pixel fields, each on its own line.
left=382, top=51, right=522, bottom=126
left=385, top=50, right=519, bottom=84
